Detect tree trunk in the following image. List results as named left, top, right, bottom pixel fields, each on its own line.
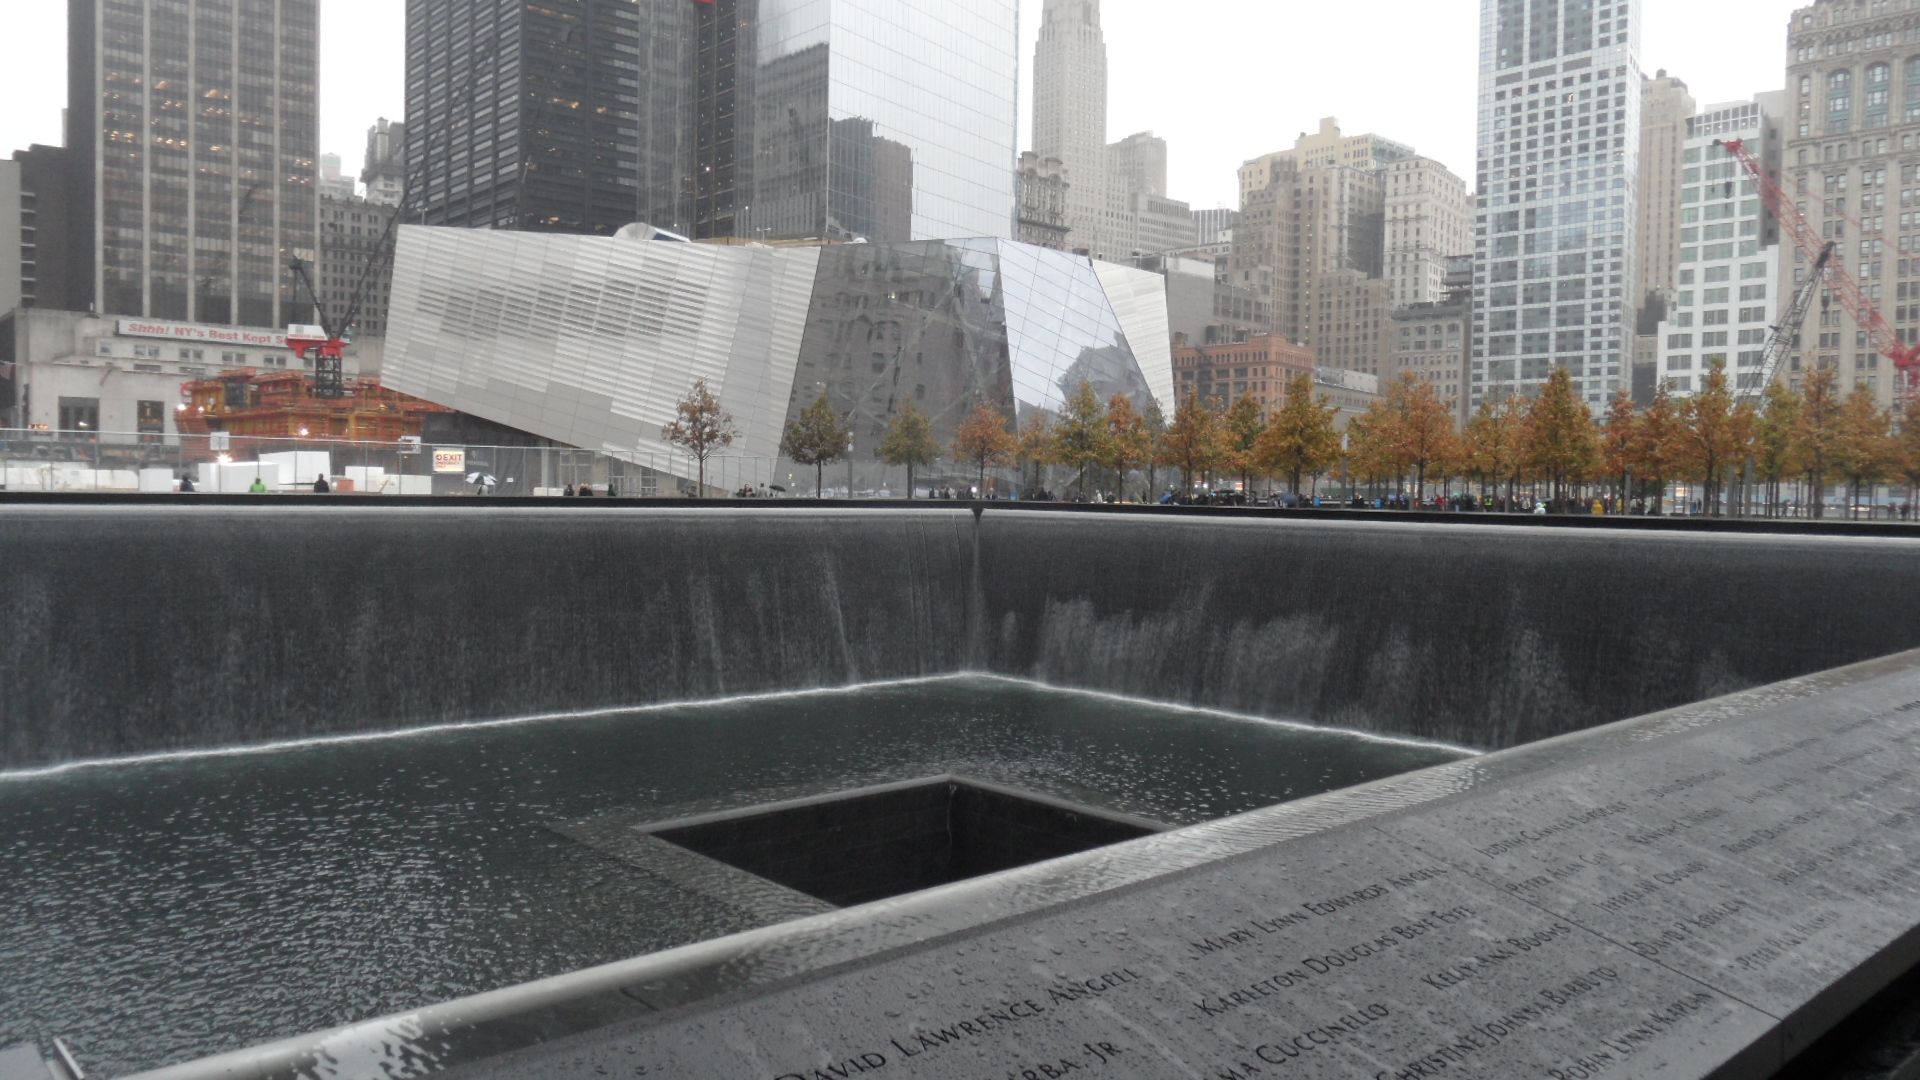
left=697, top=456, right=706, bottom=498
left=907, top=462, right=916, bottom=498
left=816, top=461, right=824, bottom=497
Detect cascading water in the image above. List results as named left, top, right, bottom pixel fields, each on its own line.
left=5, top=503, right=1920, bottom=768
left=975, top=513, right=1920, bottom=747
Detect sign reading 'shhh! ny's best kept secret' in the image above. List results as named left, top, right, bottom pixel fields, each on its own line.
left=115, top=318, right=290, bottom=349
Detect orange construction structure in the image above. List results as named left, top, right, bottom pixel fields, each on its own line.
left=175, top=370, right=453, bottom=442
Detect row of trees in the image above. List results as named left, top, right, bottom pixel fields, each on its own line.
left=673, top=367, right=1920, bottom=514
left=1348, top=364, right=1920, bottom=518
left=780, top=383, right=1152, bottom=499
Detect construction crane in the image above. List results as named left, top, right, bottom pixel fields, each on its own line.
left=1748, top=242, right=1833, bottom=400
left=1716, top=137, right=1920, bottom=398
left=288, top=199, right=407, bottom=400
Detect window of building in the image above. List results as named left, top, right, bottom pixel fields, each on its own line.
left=136, top=400, right=165, bottom=440
left=1868, top=63, right=1893, bottom=127
left=58, top=396, right=99, bottom=437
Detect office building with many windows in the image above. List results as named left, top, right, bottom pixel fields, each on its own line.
left=1472, top=0, right=1644, bottom=412
left=1781, top=0, right=1920, bottom=406
left=406, top=0, right=1017, bottom=245
left=1655, top=96, right=1783, bottom=398
left=1384, top=157, right=1473, bottom=308
left=67, top=0, right=320, bottom=327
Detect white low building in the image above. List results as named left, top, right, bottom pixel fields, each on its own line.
left=0, top=308, right=382, bottom=439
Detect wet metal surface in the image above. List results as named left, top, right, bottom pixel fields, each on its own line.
left=0, top=678, right=1459, bottom=1076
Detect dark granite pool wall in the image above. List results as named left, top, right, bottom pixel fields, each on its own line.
left=976, top=512, right=1920, bottom=747
left=0, top=507, right=974, bottom=768
left=6, top=504, right=1920, bottom=768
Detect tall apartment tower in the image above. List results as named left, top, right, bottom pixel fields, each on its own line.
left=1384, top=157, right=1473, bottom=307
left=1636, top=71, right=1696, bottom=323
left=1108, top=132, right=1168, bottom=199
left=1238, top=118, right=1414, bottom=201
left=1231, top=161, right=1386, bottom=346
left=1471, top=0, right=1644, bottom=412
left=1654, top=95, right=1783, bottom=399
left=1033, top=0, right=1110, bottom=256
left=1783, top=0, right=1920, bottom=408
left=1105, top=132, right=1193, bottom=256
left=68, top=0, right=320, bottom=327
left=363, top=119, right=408, bottom=207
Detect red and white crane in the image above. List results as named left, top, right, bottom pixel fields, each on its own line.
left=1716, top=137, right=1919, bottom=398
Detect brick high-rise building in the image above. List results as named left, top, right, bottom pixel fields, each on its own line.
left=1782, top=0, right=1920, bottom=407
left=1231, top=161, right=1385, bottom=348
left=1311, top=270, right=1393, bottom=379
left=1238, top=118, right=1413, bottom=201
left=68, top=0, right=319, bottom=326
left=1171, top=334, right=1315, bottom=418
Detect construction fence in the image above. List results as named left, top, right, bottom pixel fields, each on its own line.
left=0, top=429, right=785, bottom=497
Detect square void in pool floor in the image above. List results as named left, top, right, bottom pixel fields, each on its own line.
left=638, top=775, right=1170, bottom=908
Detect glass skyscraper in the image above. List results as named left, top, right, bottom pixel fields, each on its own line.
left=406, top=0, right=1018, bottom=244
left=68, top=0, right=320, bottom=326
left=1472, top=0, right=1643, bottom=411
left=404, top=0, right=654, bottom=236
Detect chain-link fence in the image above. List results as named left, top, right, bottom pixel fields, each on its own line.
left=0, top=428, right=783, bottom=497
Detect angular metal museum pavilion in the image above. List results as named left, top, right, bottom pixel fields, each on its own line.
left=382, top=226, right=1172, bottom=491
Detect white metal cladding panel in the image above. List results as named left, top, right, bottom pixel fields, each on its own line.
left=1093, top=258, right=1176, bottom=410
left=720, top=246, right=821, bottom=461
left=387, top=229, right=1171, bottom=477
left=384, top=228, right=823, bottom=471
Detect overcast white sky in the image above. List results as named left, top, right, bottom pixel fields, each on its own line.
left=0, top=0, right=1807, bottom=210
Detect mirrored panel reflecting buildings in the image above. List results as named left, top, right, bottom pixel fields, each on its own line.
left=383, top=227, right=1172, bottom=491
left=406, top=0, right=1018, bottom=244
